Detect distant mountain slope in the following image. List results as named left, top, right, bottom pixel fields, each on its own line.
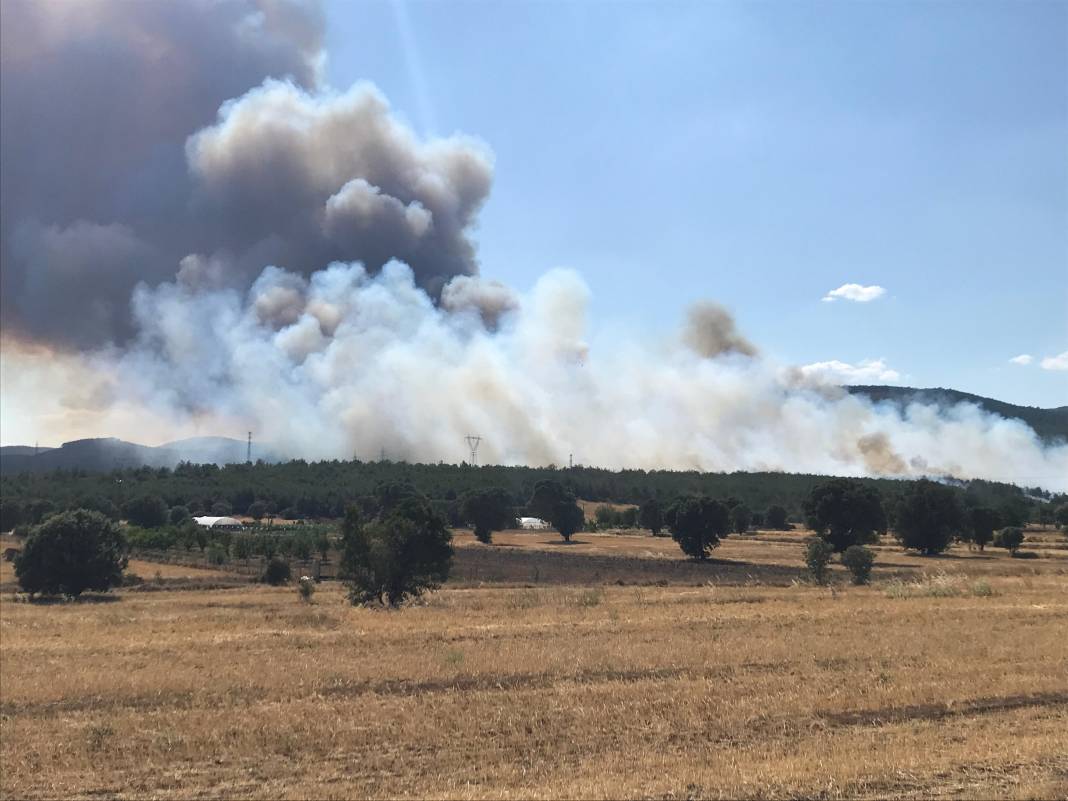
left=848, top=386, right=1068, bottom=443
left=0, top=437, right=279, bottom=474
left=0, top=445, right=54, bottom=457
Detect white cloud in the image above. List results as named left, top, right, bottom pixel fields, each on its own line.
left=821, top=283, right=886, bottom=303
left=1009, top=354, right=1033, bottom=366
left=1040, top=351, right=1068, bottom=371
left=799, top=358, right=901, bottom=384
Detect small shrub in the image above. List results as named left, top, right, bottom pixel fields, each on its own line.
left=297, top=575, right=316, bottom=603
left=840, top=545, right=875, bottom=585
left=206, top=545, right=227, bottom=566
left=971, top=579, right=995, bottom=597
left=804, top=537, right=835, bottom=585
left=261, top=558, right=291, bottom=586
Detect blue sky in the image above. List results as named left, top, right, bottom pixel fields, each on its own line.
left=323, top=0, right=1067, bottom=407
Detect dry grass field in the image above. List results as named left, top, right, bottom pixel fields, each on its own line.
left=2, top=529, right=1067, bottom=799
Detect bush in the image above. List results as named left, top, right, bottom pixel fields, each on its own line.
left=261, top=558, right=291, bottom=585
left=993, top=526, right=1024, bottom=555
left=297, top=575, right=316, bottom=603
left=206, top=544, right=228, bottom=566
left=804, top=537, right=834, bottom=585
left=840, top=545, right=875, bottom=585
left=15, top=510, right=128, bottom=598
left=339, top=503, right=453, bottom=607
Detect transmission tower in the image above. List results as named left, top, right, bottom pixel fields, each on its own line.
left=465, top=435, right=482, bottom=466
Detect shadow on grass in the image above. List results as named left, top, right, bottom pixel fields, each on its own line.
left=19, top=592, right=122, bottom=605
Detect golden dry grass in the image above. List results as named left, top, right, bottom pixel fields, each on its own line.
left=2, top=530, right=1067, bottom=800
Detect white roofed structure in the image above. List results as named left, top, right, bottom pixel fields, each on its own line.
left=518, top=517, right=550, bottom=530
left=192, top=516, right=244, bottom=530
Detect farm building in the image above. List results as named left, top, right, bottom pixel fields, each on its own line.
left=518, top=517, right=550, bottom=530
left=192, top=516, right=244, bottom=531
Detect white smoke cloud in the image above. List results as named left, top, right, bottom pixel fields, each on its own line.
left=1040, top=351, right=1068, bottom=371
left=5, top=262, right=1064, bottom=491
left=1009, top=354, right=1034, bottom=366
left=798, top=358, right=902, bottom=384
left=822, top=283, right=887, bottom=303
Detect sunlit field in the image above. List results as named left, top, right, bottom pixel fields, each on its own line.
left=2, top=528, right=1066, bottom=800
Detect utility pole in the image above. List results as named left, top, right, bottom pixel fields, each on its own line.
left=465, top=435, right=482, bottom=466
left=247, top=431, right=252, bottom=464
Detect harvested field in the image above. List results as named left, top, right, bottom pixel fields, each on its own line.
left=2, top=529, right=1067, bottom=800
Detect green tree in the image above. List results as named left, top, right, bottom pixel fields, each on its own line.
left=894, top=479, right=964, bottom=555
left=665, top=496, right=730, bottom=560
left=233, top=533, right=254, bottom=564
left=803, top=479, right=886, bottom=552
left=638, top=499, right=664, bottom=536
left=966, top=507, right=1000, bottom=552
left=0, top=498, right=24, bottom=532
left=210, top=500, right=232, bottom=516
left=840, top=545, right=875, bottom=585
left=1054, top=504, right=1068, bottom=531
left=460, top=487, right=514, bottom=544
left=765, top=505, right=789, bottom=530
left=123, top=495, right=169, bottom=529
left=168, top=505, right=190, bottom=526
left=731, top=503, right=752, bottom=534
left=339, top=503, right=453, bottom=607
left=527, top=480, right=584, bottom=542
left=247, top=501, right=267, bottom=523
left=15, top=510, right=128, bottom=598
left=993, top=526, right=1024, bottom=555
left=551, top=500, right=585, bottom=542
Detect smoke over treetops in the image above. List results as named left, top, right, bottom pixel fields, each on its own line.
left=1, top=0, right=1065, bottom=490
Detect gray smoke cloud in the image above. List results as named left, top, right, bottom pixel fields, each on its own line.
left=683, top=301, right=758, bottom=359
left=0, top=0, right=491, bottom=348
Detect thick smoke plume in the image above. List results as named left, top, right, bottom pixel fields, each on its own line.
left=4, top=262, right=1066, bottom=490
left=1, top=0, right=490, bottom=347
left=2, top=1, right=1065, bottom=491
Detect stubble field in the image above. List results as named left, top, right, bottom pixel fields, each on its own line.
left=1, top=529, right=1066, bottom=799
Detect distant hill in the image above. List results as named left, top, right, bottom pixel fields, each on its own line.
left=0, top=445, right=54, bottom=457
left=847, top=386, right=1068, bottom=443
left=0, top=436, right=278, bottom=474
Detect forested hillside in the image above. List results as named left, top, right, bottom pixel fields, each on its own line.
left=1, top=458, right=1051, bottom=530
left=848, top=386, right=1068, bottom=443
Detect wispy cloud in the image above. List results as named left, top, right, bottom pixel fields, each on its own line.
left=821, top=283, right=886, bottom=303
left=1009, top=354, right=1033, bottom=366
left=1040, top=351, right=1068, bottom=371
left=799, top=358, right=901, bottom=384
